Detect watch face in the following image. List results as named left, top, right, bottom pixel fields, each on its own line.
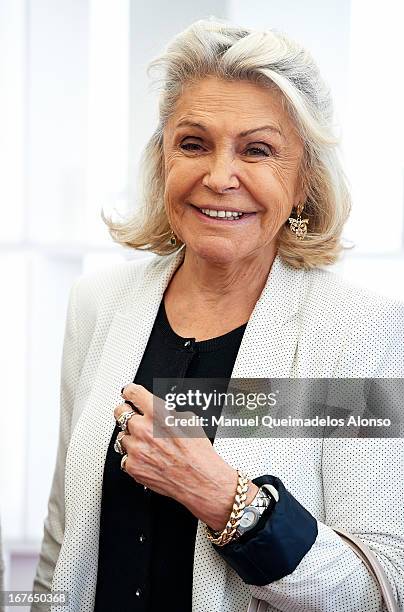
left=240, top=507, right=259, bottom=530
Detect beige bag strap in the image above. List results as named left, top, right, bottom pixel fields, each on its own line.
left=333, top=527, right=399, bottom=612
left=246, top=596, right=268, bottom=612
left=247, top=527, right=399, bottom=612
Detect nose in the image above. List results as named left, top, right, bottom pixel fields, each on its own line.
left=202, top=152, right=239, bottom=193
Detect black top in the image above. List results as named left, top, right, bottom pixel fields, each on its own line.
left=94, top=298, right=248, bottom=612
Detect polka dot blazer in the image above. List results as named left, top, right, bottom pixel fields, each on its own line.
left=32, top=248, right=404, bottom=611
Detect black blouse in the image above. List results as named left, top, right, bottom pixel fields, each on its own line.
left=94, top=298, right=248, bottom=612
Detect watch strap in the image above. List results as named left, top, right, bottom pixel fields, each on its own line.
left=233, top=483, right=279, bottom=540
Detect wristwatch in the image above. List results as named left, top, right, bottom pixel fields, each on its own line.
left=233, top=483, right=279, bottom=541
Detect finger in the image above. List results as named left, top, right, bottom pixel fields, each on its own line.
left=154, top=408, right=207, bottom=440
left=114, top=402, right=135, bottom=421
left=120, top=452, right=143, bottom=485
left=124, top=399, right=144, bottom=416
left=120, top=453, right=131, bottom=475
left=121, top=385, right=144, bottom=414
left=121, top=383, right=153, bottom=417
left=114, top=430, right=130, bottom=455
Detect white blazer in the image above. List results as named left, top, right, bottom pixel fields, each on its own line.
left=32, top=248, right=404, bottom=612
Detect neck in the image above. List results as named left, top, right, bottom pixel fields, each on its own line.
left=170, top=243, right=278, bottom=311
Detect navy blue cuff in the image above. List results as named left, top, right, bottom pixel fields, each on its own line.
left=212, top=475, right=318, bottom=585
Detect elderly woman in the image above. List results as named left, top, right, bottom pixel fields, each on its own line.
left=32, top=18, right=403, bottom=612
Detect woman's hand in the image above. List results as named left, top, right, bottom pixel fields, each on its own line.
left=115, top=383, right=258, bottom=531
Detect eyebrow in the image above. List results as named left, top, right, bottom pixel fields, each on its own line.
left=175, top=120, right=284, bottom=139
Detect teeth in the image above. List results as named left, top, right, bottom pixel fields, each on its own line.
left=200, top=208, right=243, bottom=219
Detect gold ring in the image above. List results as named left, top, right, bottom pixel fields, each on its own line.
left=114, top=431, right=128, bottom=455
left=116, top=410, right=136, bottom=432
left=120, top=453, right=128, bottom=473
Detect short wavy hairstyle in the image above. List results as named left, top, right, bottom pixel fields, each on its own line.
left=102, top=17, right=352, bottom=269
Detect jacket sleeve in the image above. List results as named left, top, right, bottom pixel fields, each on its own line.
left=213, top=475, right=318, bottom=584
left=31, top=279, right=82, bottom=610
left=216, top=302, right=404, bottom=611
left=239, top=439, right=402, bottom=612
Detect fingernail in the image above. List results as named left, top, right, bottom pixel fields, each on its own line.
left=121, top=386, right=126, bottom=395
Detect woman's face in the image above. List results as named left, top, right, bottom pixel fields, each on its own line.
left=163, top=76, right=305, bottom=265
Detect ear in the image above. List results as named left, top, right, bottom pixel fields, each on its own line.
left=295, top=153, right=309, bottom=205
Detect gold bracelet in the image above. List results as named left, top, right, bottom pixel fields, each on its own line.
left=205, top=469, right=249, bottom=547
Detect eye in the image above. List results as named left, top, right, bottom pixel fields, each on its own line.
left=244, top=143, right=273, bottom=157
left=179, top=139, right=205, bottom=153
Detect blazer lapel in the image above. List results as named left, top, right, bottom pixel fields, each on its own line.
left=213, top=254, right=306, bottom=459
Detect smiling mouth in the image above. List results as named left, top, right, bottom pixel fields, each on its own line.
left=190, top=204, right=257, bottom=221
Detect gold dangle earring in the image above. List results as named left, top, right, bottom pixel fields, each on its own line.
left=288, top=203, right=309, bottom=241
left=169, top=228, right=177, bottom=246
